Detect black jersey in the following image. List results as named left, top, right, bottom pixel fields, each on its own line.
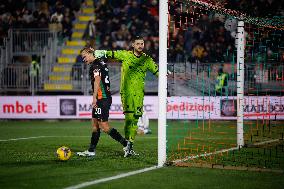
left=89, top=59, right=111, bottom=99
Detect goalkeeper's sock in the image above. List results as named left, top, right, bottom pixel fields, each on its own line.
left=108, top=128, right=128, bottom=147
left=88, top=129, right=101, bottom=152
left=128, top=120, right=138, bottom=143
left=124, top=115, right=132, bottom=140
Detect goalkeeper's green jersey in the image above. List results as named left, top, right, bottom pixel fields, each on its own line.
left=95, top=50, right=159, bottom=95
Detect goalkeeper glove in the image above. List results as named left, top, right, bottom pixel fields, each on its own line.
left=94, top=50, right=107, bottom=59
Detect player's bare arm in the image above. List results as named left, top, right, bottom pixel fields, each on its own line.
left=92, top=75, right=101, bottom=108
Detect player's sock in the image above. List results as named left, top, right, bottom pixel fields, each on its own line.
left=88, top=129, right=101, bottom=152
left=108, top=128, right=128, bottom=147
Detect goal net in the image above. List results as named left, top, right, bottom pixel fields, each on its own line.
left=163, top=0, right=284, bottom=172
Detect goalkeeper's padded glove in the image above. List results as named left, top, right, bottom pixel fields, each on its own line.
left=94, top=50, right=107, bottom=58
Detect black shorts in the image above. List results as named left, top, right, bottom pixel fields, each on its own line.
left=92, top=98, right=112, bottom=122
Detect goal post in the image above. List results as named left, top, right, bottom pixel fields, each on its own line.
left=236, top=20, right=245, bottom=147
left=158, top=0, right=168, bottom=167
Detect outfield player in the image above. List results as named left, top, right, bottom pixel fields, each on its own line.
left=77, top=47, right=131, bottom=157
left=93, top=36, right=159, bottom=155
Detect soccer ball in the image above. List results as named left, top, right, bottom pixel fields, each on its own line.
left=56, top=146, right=72, bottom=161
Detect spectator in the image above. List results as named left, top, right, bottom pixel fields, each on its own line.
left=0, top=0, right=81, bottom=44
left=215, top=65, right=229, bottom=96
left=30, top=55, right=40, bottom=88
left=83, top=20, right=96, bottom=47
left=50, top=7, right=63, bottom=23
left=49, top=14, right=63, bottom=33
left=61, top=16, right=72, bottom=41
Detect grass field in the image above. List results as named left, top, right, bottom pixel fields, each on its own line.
left=167, top=120, right=284, bottom=170
left=0, top=120, right=284, bottom=189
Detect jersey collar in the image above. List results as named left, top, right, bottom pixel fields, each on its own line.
left=132, top=50, right=142, bottom=58
left=93, top=59, right=106, bottom=65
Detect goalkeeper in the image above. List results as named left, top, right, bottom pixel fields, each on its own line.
left=94, top=36, right=159, bottom=156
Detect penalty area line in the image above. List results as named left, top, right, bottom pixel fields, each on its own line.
left=0, top=136, right=90, bottom=142
left=0, top=135, right=155, bottom=142
left=0, top=136, right=54, bottom=142
left=63, top=166, right=160, bottom=189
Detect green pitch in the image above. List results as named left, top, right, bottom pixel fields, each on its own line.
left=0, top=120, right=283, bottom=189
left=167, top=120, right=284, bottom=170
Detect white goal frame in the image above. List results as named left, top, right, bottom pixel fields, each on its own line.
left=158, top=1, right=245, bottom=166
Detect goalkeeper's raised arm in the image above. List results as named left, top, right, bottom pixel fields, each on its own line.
left=94, top=49, right=127, bottom=62
left=93, top=38, right=158, bottom=77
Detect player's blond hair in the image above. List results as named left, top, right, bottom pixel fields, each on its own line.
left=80, top=46, right=95, bottom=54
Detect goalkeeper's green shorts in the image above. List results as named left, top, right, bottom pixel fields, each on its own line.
left=120, top=93, right=144, bottom=118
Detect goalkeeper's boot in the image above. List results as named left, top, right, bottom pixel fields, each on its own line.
left=76, top=150, right=96, bottom=157
left=129, top=148, right=139, bottom=156
left=123, top=141, right=132, bottom=157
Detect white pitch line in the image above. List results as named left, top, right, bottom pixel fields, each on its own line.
left=250, top=139, right=280, bottom=146
left=173, top=138, right=281, bottom=164
left=173, top=146, right=239, bottom=164
left=0, top=135, right=155, bottom=142
left=0, top=136, right=90, bottom=142
left=0, top=136, right=54, bottom=142
left=63, top=166, right=160, bottom=189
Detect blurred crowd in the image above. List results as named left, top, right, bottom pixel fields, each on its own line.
left=168, top=0, right=236, bottom=63
left=167, top=0, right=284, bottom=63
left=0, top=0, right=82, bottom=46
left=225, top=0, right=284, bottom=18
left=93, top=0, right=159, bottom=61
left=90, top=0, right=283, bottom=63
left=1, top=0, right=283, bottom=63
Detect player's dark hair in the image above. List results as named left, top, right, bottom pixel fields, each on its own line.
left=132, top=35, right=144, bottom=42
left=80, top=46, right=95, bottom=54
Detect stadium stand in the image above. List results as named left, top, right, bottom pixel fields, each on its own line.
left=43, top=0, right=92, bottom=92
left=0, top=0, right=283, bottom=95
